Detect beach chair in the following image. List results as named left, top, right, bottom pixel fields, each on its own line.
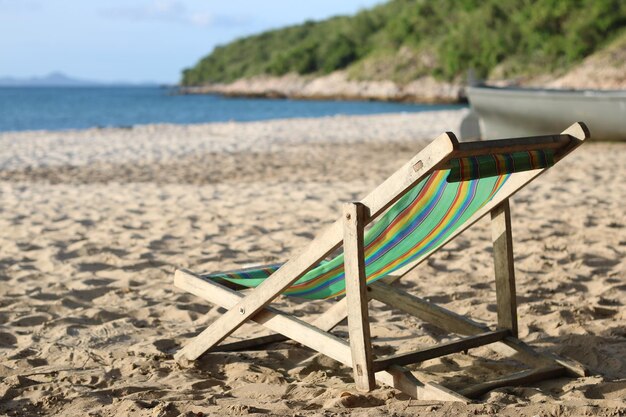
left=173, top=122, right=589, bottom=402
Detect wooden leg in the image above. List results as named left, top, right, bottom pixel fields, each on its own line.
left=373, top=330, right=509, bottom=371
left=491, top=199, right=518, bottom=337
left=343, top=203, right=375, bottom=392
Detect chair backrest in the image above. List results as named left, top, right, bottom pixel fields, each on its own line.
left=282, top=149, right=554, bottom=298
left=211, top=125, right=588, bottom=299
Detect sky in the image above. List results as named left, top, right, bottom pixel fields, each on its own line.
left=0, top=0, right=384, bottom=84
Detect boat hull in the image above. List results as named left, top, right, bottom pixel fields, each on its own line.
left=466, top=86, right=626, bottom=141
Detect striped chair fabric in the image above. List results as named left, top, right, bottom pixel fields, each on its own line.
left=207, top=150, right=554, bottom=299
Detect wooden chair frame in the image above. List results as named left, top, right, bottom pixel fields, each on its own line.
left=173, top=122, right=590, bottom=402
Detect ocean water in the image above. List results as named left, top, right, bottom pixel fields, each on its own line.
left=0, top=86, right=464, bottom=132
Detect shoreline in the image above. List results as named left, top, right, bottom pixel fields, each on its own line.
left=178, top=71, right=465, bottom=104
left=0, top=108, right=468, bottom=139
left=0, top=107, right=467, bottom=136
left=0, top=110, right=467, bottom=170
left=178, top=87, right=465, bottom=104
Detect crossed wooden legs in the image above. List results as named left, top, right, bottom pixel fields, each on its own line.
left=174, top=268, right=468, bottom=401
left=174, top=199, right=587, bottom=401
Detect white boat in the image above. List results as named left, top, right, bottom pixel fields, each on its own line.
left=464, top=85, right=626, bottom=141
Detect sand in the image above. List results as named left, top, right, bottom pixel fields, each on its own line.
left=0, top=110, right=624, bottom=416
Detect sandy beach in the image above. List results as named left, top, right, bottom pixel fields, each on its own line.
left=0, top=109, right=624, bottom=416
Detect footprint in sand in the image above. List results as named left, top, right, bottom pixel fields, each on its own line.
left=77, top=262, right=115, bottom=272
left=0, top=332, right=17, bottom=347
left=122, top=260, right=166, bottom=272
left=152, top=338, right=178, bottom=354
left=582, top=254, right=620, bottom=269
left=82, top=278, right=116, bottom=286
left=68, top=287, right=115, bottom=302
left=12, top=315, right=50, bottom=327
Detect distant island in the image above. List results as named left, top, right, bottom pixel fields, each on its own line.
left=0, top=72, right=160, bottom=87
left=179, top=0, right=626, bottom=103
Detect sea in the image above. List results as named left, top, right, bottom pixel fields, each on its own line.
left=0, top=86, right=464, bottom=133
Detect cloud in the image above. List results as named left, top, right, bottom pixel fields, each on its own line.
left=188, top=11, right=212, bottom=27
left=100, top=0, right=253, bottom=28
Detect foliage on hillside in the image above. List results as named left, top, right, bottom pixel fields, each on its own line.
left=181, top=0, right=626, bottom=86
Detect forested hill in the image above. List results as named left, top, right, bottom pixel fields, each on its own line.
left=181, top=0, right=626, bottom=87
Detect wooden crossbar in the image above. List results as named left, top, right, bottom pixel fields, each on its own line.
left=451, top=133, right=572, bottom=158
left=373, top=330, right=509, bottom=372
